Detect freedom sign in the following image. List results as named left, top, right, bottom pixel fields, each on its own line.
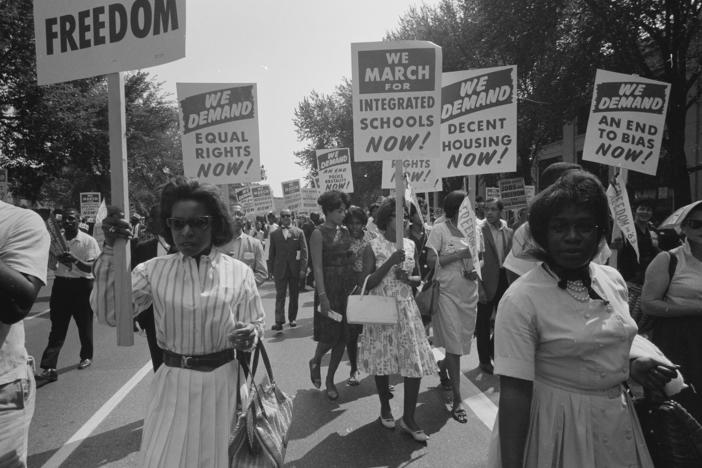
left=381, top=159, right=441, bottom=192
left=281, top=180, right=302, bottom=211
left=351, top=41, right=442, bottom=162
left=440, top=66, right=517, bottom=176
left=177, top=83, right=260, bottom=185
left=316, top=148, right=354, bottom=193
left=583, top=70, right=670, bottom=175
left=33, top=0, right=186, bottom=85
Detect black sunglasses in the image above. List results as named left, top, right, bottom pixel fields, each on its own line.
left=166, top=216, right=212, bottom=231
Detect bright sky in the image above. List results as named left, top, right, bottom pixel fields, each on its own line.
left=148, top=0, right=439, bottom=197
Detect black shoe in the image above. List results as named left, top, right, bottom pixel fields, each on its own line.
left=37, top=369, right=58, bottom=383
left=289, top=321, right=297, bottom=328
left=272, top=324, right=283, bottom=334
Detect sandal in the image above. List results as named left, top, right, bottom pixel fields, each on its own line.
left=346, top=372, right=360, bottom=386
left=451, top=406, right=468, bottom=424
left=309, top=359, right=321, bottom=389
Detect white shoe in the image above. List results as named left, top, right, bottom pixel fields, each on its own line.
left=379, top=415, right=395, bottom=429
left=398, top=418, right=429, bottom=443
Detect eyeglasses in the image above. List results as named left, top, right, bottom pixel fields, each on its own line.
left=232, top=211, right=245, bottom=218
left=548, top=221, right=599, bottom=237
left=166, top=216, right=212, bottom=231
left=684, top=219, right=702, bottom=229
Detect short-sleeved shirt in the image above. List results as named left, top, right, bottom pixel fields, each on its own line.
left=0, top=202, right=50, bottom=384
left=55, top=230, right=100, bottom=279
left=494, top=262, right=636, bottom=391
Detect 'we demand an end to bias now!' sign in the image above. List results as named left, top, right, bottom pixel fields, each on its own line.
left=351, top=41, right=442, bottom=162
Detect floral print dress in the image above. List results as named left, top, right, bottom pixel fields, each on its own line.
left=359, top=236, right=437, bottom=378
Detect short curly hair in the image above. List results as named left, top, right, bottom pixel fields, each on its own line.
left=159, top=176, right=234, bottom=247
left=317, top=190, right=350, bottom=215
left=344, top=205, right=368, bottom=226
left=374, top=198, right=407, bottom=231
left=528, top=170, right=609, bottom=254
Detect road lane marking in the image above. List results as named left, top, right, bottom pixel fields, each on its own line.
left=26, top=309, right=50, bottom=320
left=42, top=362, right=152, bottom=468
left=432, top=348, right=497, bottom=430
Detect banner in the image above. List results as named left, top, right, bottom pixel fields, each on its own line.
left=381, top=159, right=441, bottom=192
left=80, top=192, right=101, bottom=221
left=177, top=83, right=260, bottom=185
left=250, top=185, right=273, bottom=216
left=33, top=0, right=186, bottom=85
left=281, top=179, right=302, bottom=211
left=299, top=188, right=320, bottom=216
left=583, top=70, right=670, bottom=175
left=456, top=196, right=482, bottom=280
left=440, top=66, right=517, bottom=176
left=316, top=148, right=354, bottom=192
left=607, top=172, right=639, bottom=261
left=351, top=41, right=442, bottom=162
left=498, top=178, right=527, bottom=211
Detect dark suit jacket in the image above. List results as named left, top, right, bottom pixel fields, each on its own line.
left=480, top=221, right=514, bottom=302
left=268, top=225, right=308, bottom=279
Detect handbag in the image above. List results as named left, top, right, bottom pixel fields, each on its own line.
left=229, top=342, right=293, bottom=468
left=347, top=275, right=399, bottom=325
left=415, top=247, right=440, bottom=318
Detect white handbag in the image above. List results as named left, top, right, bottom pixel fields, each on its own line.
left=346, top=275, right=399, bottom=325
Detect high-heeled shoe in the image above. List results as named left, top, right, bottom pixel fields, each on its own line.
left=398, top=418, right=429, bottom=443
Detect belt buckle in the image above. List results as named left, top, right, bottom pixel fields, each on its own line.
left=181, top=355, right=193, bottom=369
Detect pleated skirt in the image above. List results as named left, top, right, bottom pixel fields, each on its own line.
left=140, top=361, right=239, bottom=468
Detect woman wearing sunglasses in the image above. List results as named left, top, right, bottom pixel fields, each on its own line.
left=91, top=177, right=264, bottom=467
left=641, top=201, right=702, bottom=397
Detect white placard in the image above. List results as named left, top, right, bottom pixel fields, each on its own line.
left=177, top=83, right=260, bottom=185
left=33, top=0, right=186, bottom=85
left=498, top=178, right=527, bottom=211
left=80, top=192, right=101, bottom=220
left=351, top=41, right=442, bottom=162
left=250, top=185, right=273, bottom=216
left=381, top=160, right=441, bottom=192
left=299, top=188, right=320, bottom=216
left=281, top=180, right=302, bottom=211
left=440, top=66, right=517, bottom=176
left=316, top=148, right=354, bottom=193
left=583, top=70, right=670, bottom=175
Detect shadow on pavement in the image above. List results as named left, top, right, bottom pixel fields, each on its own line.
left=287, top=389, right=348, bottom=441
left=28, top=420, right=143, bottom=468
left=264, top=318, right=314, bottom=342
left=463, top=367, right=499, bottom=396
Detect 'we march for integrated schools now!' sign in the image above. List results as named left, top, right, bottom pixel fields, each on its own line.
left=33, top=0, right=186, bottom=85
left=316, top=148, right=354, bottom=193
left=583, top=70, right=670, bottom=176
left=440, top=66, right=517, bottom=176
left=177, top=83, right=261, bottom=185
left=352, top=41, right=442, bottom=162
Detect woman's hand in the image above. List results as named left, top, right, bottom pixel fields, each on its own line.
left=102, top=218, right=133, bottom=247
left=388, top=249, right=406, bottom=266
left=319, top=293, right=331, bottom=316
left=630, top=356, right=678, bottom=396
left=229, top=321, right=257, bottom=350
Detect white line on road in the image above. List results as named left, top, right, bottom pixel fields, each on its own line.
left=432, top=348, right=498, bottom=430
left=42, top=362, right=152, bottom=468
left=26, top=309, right=50, bottom=320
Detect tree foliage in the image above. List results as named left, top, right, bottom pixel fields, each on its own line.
left=293, top=79, right=382, bottom=208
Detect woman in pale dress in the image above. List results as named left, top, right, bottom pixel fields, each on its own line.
left=91, top=178, right=264, bottom=468
left=425, top=190, right=479, bottom=424
left=490, top=171, right=676, bottom=468
left=358, top=198, right=437, bottom=442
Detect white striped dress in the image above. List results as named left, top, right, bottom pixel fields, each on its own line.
left=91, top=247, right=265, bottom=468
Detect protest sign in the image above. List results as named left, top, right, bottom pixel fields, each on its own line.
left=33, top=0, right=186, bottom=85
left=381, top=159, right=441, bottom=192
left=440, top=66, right=517, bottom=176
left=607, top=172, right=639, bottom=261
left=351, top=41, right=442, bottom=162
left=498, top=178, right=527, bottom=210
left=456, top=197, right=482, bottom=279
left=282, top=179, right=302, bottom=211
left=583, top=70, right=670, bottom=175
left=177, top=83, right=260, bottom=185
left=485, top=187, right=500, bottom=200
left=235, top=186, right=255, bottom=217
left=299, top=188, right=320, bottom=216
left=250, top=185, right=274, bottom=216
left=80, top=192, right=101, bottom=221
left=316, top=148, right=354, bottom=193
left=525, top=185, right=535, bottom=203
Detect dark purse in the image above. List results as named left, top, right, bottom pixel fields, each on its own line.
left=414, top=247, right=439, bottom=318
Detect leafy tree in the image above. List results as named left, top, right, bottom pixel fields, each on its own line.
left=293, top=79, right=382, bottom=208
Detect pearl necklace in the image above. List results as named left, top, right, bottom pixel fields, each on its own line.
left=565, top=280, right=590, bottom=303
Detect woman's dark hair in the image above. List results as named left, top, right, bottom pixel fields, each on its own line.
left=375, top=198, right=407, bottom=231
left=528, top=170, right=609, bottom=254
left=159, top=176, right=234, bottom=247
left=539, top=162, right=582, bottom=190
left=443, top=191, right=467, bottom=219
left=317, top=190, right=350, bottom=215
left=344, top=205, right=368, bottom=226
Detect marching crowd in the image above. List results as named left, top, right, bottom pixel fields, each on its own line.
left=0, top=162, right=701, bottom=467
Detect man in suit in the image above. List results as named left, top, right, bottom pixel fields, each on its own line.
left=268, top=209, right=308, bottom=333
left=218, top=204, right=267, bottom=286
left=476, top=198, right=513, bottom=374
left=132, top=205, right=171, bottom=372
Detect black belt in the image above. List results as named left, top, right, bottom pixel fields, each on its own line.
left=162, top=349, right=236, bottom=372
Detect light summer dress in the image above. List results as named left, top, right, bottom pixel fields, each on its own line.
left=359, top=236, right=436, bottom=377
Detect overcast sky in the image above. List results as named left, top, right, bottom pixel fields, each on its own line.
left=148, top=0, right=438, bottom=196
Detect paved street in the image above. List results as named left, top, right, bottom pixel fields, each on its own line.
left=25, top=278, right=498, bottom=468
